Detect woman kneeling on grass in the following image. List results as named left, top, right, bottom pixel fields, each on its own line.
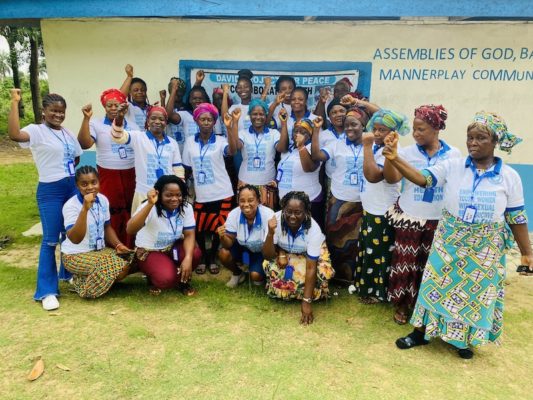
left=383, top=112, right=533, bottom=359
left=127, top=175, right=201, bottom=296
left=217, top=185, right=275, bottom=288
left=62, top=166, right=133, bottom=298
left=262, top=191, right=334, bottom=325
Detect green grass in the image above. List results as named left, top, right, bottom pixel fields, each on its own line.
left=0, top=163, right=532, bottom=399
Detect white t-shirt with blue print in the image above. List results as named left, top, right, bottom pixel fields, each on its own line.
left=272, top=211, right=325, bottom=260
left=425, top=156, right=524, bottom=223
left=134, top=202, right=196, bottom=250
left=225, top=204, right=275, bottom=253
left=238, top=127, right=281, bottom=185
left=320, top=127, right=345, bottom=178
left=398, top=141, right=462, bottom=220
left=62, top=193, right=110, bottom=255
left=90, top=117, right=134, bottom=169
left=277, top=144, right=322, bottom=201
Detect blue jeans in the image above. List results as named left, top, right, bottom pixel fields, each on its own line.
left=34, top=177, right=77, bottom=300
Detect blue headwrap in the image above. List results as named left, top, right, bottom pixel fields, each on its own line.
left=366, top=109, right=410, bottom=136
left=248, top=98, right=269, bottom=116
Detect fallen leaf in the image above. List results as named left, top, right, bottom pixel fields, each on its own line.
left=48, top=312, right=61, bottom=316
left=56, top=364, right=70, bottom=371
left=27, top=357, right=44, bottom=381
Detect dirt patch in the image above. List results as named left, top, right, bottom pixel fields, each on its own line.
left=0, top=136, right=32, bottom=165
left=0, top=244, right=41, bottom=269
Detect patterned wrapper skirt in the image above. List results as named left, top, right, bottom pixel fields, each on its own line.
left=354, top=211, right=395, bottom=301
left=410, top=210, right=512, bottom=348
left=193, top=196, right=233, bottom=233
left=62, top=248, right=130, bottom=298
left=325, top=197, right=363, bottom=282
left=263, top=243, right=335, bottom=300
left=385, top=201, right=438, bottom=307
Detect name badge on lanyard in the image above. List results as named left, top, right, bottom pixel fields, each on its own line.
left=253, top=157, right=261, bottom=169
left=66, top=160, right=76, bottom=176
left=276, top=169, right=283, bottom=182
left=350, top=172, right=358, bottom=186
left=156, top=168, right=164, bottom=178
left=172, top=248, right=179, bottom=262
left=118, top=146, right=128, bottom=159
left=198, top=171, right=206, bottom=184
left=462, top=206, right=477, bottom=223
left=96, top=237, right=104, bottom=250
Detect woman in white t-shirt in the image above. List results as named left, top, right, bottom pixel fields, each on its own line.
left=62, top=166, right=132, bottom=298
left=383, top=112, right=533, bottom=359
left=217, top=185, right=275, bottom=288
left=355, top=109, right=410, bottom=304
left=8, top=89, right=83, bottom=311
left=182, top=103, right=237, bottom=275
left=262, top=191, right=334, bottom=325
left=78, top=89, right=136, bottom=247
left=266, top=75, right=295, bottom=129
left=127, top=175, right=201, bottom=295
left=383, top=104, right=462, bottom=325
left=226, top=98, right=289, bottom=208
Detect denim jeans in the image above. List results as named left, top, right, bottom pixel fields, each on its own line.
left=34, top=177, right=77, bottom=300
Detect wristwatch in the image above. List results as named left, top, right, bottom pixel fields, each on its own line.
left=302, top=297, right=313, bottom=304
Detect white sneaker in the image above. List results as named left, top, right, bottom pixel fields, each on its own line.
left=42, top=295, right=59, bottom=311
left=226, top=274, right=245, bottom=288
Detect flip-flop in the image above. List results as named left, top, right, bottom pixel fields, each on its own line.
left=393, top=310, right=409, bottom=325
left=395, top=332, right=429, bottom=349
left=149, top=287, right=162, bottom=296
left=195, top=264, right=206, bottom=275
left=178, top=282, right=197, bottom=296
left=208, top=263, right=220, bottom=275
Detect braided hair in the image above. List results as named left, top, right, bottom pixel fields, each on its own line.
left=153, top=175, right=189, bottom=218
left=237, top=184, right=261, bottom=202
left=75, top=165, right=98, bottom=182
left=42, top=93, right=67, bottom=109
left=279, top=191, right=312, bottom=235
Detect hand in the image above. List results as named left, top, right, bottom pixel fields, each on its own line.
left=147, top=189, right=159, bottom=205
left=520, top=254, right=533, bottom=276
left=82, top=193, right=96, bottom=211
left=277, top=251, right=288, bottom=268
left=278, top=108, right=288, bottom=123
left=300, top=301, right=314, bottom=325
left=264, top=76, right=272, bottom=87
left=180, top=256, right=193, bottom=282
left=313, top=116, right=323, bottom=130
left=159, top=89, right=167, bottom=99
left=10, top=88, right=21, bottom=102
left=319, top=87, right=331, bottom=104
left=382, top=132, right=399, bottom=160
left=125, top=64, right=133, bottom=78
left=115, top=243, right=133, bottom=254
left=275, top=91, right=286, bottom=105
left=340, top=94, right=356, bottom=107
left=223, top=113, right=232, bottom=129
left=116, top=103, right=129, bottom=119
left=268, top=215, right=277, bottom=234
left=231, top=108, right=241, bottom=121
left=81, top=104, right=93, bottom=119
left=294, top=132, right=307, bottom=149
left=196, top=70, right=205, bottom=83
left=362, top=131, right=375, bottom=146
left=217, top=224, right=226, bottom=238
left=170, top=79, right=179, bottom=93
left=222, top=83, right=229, bottom=95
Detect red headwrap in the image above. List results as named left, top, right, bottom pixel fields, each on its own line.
left=339, top=77, right=353, bottom=88
left=100, top=89, right=126, bottom=107
left=414, top=104, right=447, bottom=131
left=144, top=106, right=168, bottom=129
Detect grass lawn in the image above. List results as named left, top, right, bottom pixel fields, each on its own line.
left=0, top=163, right=532, bottom=400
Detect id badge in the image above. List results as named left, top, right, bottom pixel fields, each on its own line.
left=118, top=146, right=127, bottom=159
left=198, top=171, right=206, bottom=184
left=242, top=251, right=250, bottom=266
left=350, top=172, right=358, bottom=186
left=96, top=237, right=104, bottom=250
left=155, top=168, right=164, bottom=178
left=253, top=157, right=261, bottom=169
left=462, top=205, right=477, bottom=223
left=174, top=131, right=183, bottom=142
left=422, top=187, right=434, bottom=203
left=67, top=160, right=75, bottom=176
left=276, top=169, right=283, bottom=182
left=284, top=265, right=294, bottom=280
left=172, top=248, right=179, bottom=262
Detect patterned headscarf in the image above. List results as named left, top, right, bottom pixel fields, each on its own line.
left=414, top=104, right=447, bottom=131
left=472, top=111, right=522, bottom=153
left=346, top=107, right=370, bottom=127
left=294, top=118, right=313, bottom=135
left=193, top=103, right=219, bottom=122
left=248, top=98, right=269, bottom=116
left=366, top=109, right=410, bottom=136
left=100, top=89, right=126, bottom=107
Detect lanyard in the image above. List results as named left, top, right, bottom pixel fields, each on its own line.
left=253, top=132, right=263, bottom=157
left=286, top=227, right=303, bottom=253
left=199, top=136, right=213, bottom=169
left=47, top=126, right=74, bottom=158
left=469, top=167, right=494, bottom=203
left=348, top=143, right=363, bottom=170
left=88, top=201, right=103, bottom=239
left=151, top=138, right=166, bottom=167
left=242, top=216, right=256, bottom=244
left=419, top=144, right=442, bottom=167
left=165, top=212, right=179, bottom=237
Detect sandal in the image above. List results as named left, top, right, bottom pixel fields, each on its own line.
left=208, top=263, right=220, bottom=275
left=178, top=282, right=197, bottom=296
left=149, top=287, right=162, bottom=296
left=457, top=348, right=474, bottom=359
left=393, top=310, right=409, bottom=325
left=195, top=264, right=206, bottom=275
left=395, top=332, right=429, bottom=349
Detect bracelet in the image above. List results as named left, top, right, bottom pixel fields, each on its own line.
left=302, top=297, right=313, bottom=304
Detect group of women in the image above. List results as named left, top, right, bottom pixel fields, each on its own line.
left=7, top=63, right=533, bottom=359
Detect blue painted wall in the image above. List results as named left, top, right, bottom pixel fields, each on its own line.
left=1, top=0, right=533, bottom=19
